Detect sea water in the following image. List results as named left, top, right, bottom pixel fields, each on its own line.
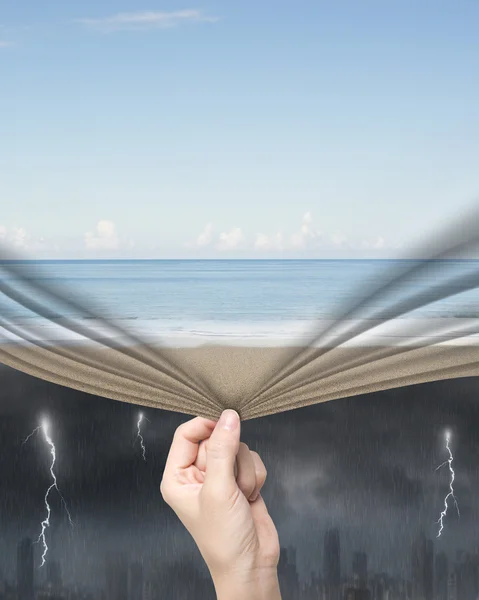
left=1, top=259, right=479, bottom=346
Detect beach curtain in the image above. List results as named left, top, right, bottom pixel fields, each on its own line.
left=1, top=207, right=479, bottom=421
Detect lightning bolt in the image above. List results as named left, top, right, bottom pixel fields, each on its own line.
left=136, top=412, right=150, bottom=462
left=23, top=420, right=73, bottom=566
left=435, top=430, right=459, bottom=538
left=22, top=426, right=42, bottom=446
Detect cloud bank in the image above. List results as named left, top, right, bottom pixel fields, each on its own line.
left=0, top=225, right=30, bottom=249
left=190, top=212, right=396, bottom=255
left=84, top=220, right=120, bottom=250
left=0, top=213, right=399, bottom=258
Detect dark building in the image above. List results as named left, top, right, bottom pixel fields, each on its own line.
left=371, top=573, right=388, bottom=600
left=411, top=533, right=434, bottom=600
left=46, top=560, right=62, bottom=589
left=128, top=562, right=144, bottom=600
left=425, top=540, right=434, bottom=600
left=324, top=529, right=341, bottom=600
left=105, top=553, right=128, bottom=600
left=353, top=552, right=368, bottom=589
left=17, top=537, right=34, bottom=600
left=455, top=553, right=479, bottom=600
left=278, top=545, right=300, bottom=598
left=345, top=587, right=372, bottom=600
left=148, top=557, right=215, bottom=600
left=448, top=570, right=457, bottom=600
left=435, top=552, right=448, bottom=600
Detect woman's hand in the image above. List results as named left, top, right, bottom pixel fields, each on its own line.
left=160, top=409, right=281, bottom=599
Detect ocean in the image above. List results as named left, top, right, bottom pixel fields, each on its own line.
left=1, top=259, right=479, bottom=346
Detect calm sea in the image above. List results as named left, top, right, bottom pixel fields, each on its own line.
left=1, top=259, right=479, bottom=345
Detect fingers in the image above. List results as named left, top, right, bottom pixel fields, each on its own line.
left=204, top=410, right=241, bottom=491
left=196, top=440, right=240, bottom=477
left=249, top=451, right=267, bottom=502
left=184, top=413, right=268, bottom=501
left=163, top=417, right=217, bottom=478
left=198, top=441, right=268, bottom=501
left=195, top=439, right=208, bottom=472
left=235, top=443, right=256, bottom=499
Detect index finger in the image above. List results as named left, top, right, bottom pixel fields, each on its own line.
left=164, top=416, right=218, bottom=474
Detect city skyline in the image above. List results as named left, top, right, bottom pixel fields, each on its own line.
left=0, top=364, right=478, bottom=589
left=6, top=528, right=479, bottom=599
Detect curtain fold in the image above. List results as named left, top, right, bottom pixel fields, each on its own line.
left=1, top=206, right=479, bottom=421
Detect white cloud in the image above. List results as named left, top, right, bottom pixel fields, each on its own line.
left=217, top=227, right=245, bottom=251
left=78, top=10, right=219, bottom=32
left=188, top=212, right=398, bottom=256
left=254, top=233, right=270, bottom=249
left=196, top=223, right=213, bottom=247
left=290, top=212, right=321, bottom=249
left=290, top=233, right=304, bottom=249
left=255, top=213, right=320, bottom=252
left=0, top=225, right=30, bottom=251
left=0, top=41, right=12, bottom=48
left=254, top=231, right=284, bottom=251
left=331, top=230, right=348, bottom=248
left=84, top=220, right=120, bottom=250
left=11, top=226, right=28, bottom=248
left=360, top=235, right=388, bottom=250
left=302, top=211, right=313, bottom=226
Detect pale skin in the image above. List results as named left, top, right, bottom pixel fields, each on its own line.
left=160, top=409, right=282, bottom=600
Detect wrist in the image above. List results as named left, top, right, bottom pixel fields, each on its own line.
left=212, top=567, right=282, bottom=600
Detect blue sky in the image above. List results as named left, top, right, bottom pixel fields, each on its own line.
left=1, top=0, right=479, bottom=258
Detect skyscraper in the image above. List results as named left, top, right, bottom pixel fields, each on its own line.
left=345, top=587, right=372, bottom=600
left=324, top=528, right=341, bottom=600
left=278, top=546, right=300, bottom=598
left=411, top=532, right=434, bottom=600
left=46, top=560, right=62, bottom=589
left=447, top=571, right=457, bottom=600
left=353, top=552, right=368, bottom=589
left=105, top=553, right=128, bottom=600
left=456, top=553, right=479, bottom=600
left=435, top=552, right=448, bottom=600
left=129, top=561, right=144, bottom=600
left=425, top=539, right=434, bottom=600
left=17, top=537, right=34, bottom=600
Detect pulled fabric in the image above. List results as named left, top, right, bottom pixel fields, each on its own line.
left=1, top=207, right=479, bottom=421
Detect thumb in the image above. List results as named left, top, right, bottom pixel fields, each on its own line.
left=204, top=410, right=240, bottom=491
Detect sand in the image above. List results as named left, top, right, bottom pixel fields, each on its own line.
left=1, top=342, right=478, bottom=421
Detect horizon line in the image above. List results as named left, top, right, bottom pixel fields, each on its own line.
left=2, top=257, right=478, bottom=263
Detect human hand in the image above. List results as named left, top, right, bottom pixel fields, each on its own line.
left=160, top=410, right=281, bottom=600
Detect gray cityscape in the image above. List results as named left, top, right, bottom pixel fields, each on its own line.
left=4, top=529, right=479, bottom=600
left=0, top=364, right=478, bottom=599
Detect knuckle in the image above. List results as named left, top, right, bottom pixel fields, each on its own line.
left=252, top=452, right=267, bottom=482
left=174, top=422, right=188, bottom=438
left=238, top=475, right=256, bottom=498
left=160, top=479, right=171, bottom=503
left=251, top=450, right=266, bottom=468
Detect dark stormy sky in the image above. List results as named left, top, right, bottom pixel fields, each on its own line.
left=0, top=364, right=478, bottom=588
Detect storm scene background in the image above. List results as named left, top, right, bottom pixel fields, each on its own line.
left=0, top=365, right=478, bottom=598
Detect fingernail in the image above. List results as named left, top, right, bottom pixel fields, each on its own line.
left=219, top=409, right=239, bottom=431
